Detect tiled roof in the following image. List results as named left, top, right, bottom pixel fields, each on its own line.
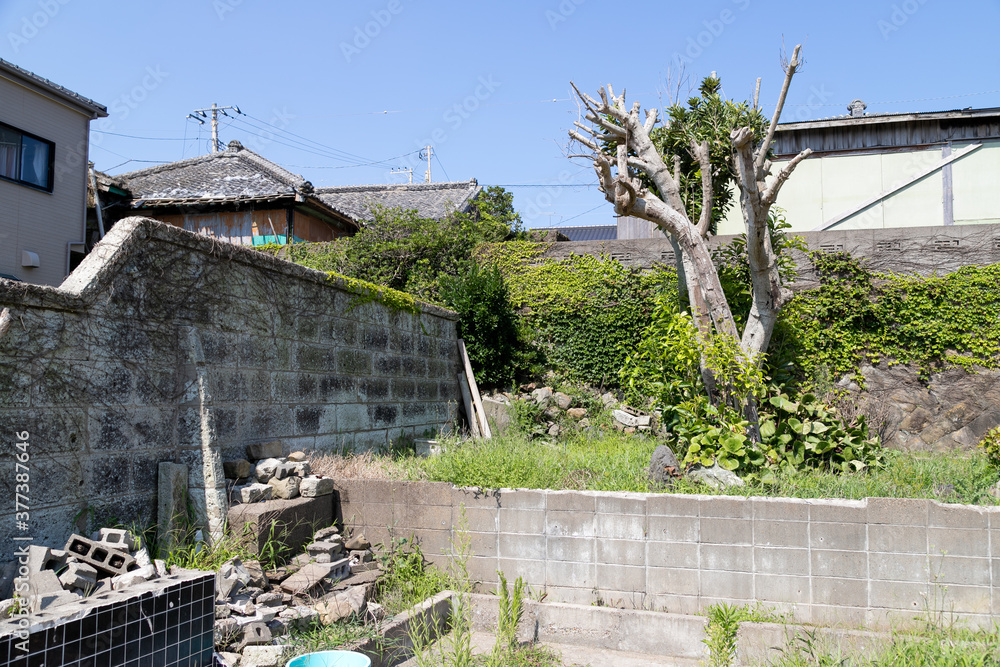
left=533, top=225, right=618, bottom=241
left=0, top=58, right=107, bottom=117
left=119, top=141, right=312, bottom=205
left=314, top=179, right=481, bottom=222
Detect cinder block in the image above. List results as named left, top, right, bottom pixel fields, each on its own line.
left=497, top=558, right=545, bottom=585
left=546, top=510, right=596, bottom=538
left=701, top=517, right=751, bottom=545
left=699, top=570, right=753, bottom=600
left=498, top=489, right=546, bottom=511
left=927, top=528, right=988, bottom=558
left=809, top=499, right=867, bottom=524
left=64, top=535, right=135, bottom=576
left=398, top=503, right=452, bottom=531
left=499, top=508, right=545, bottom=535
left=498, top=533, right=545, bottom=561
left=700, top=497, right=751, bottom=519
left=701, top=544, right=752, bottom=573
left=465, top=531, right=498, bottom=559
left=753, top=498, right=810, bottom=522
left=595, top=512, right=645, bottom=540
left=229, top=494, right=333, bottom=557
left=869, top=552, right=929, bottom=582
left=647, top=515, right=699, bottom=543
left=596, top=539, right=646, bottom=567
left=753, top=520, right=809, bottom=548
left=932, top=584, right=991, bottom=615
left=869, top=525, right=928, bottom=554
left=933, top=555, right=990, bottom=586
left=866, top=497, right=929, bottom=526
left=811, top=522, right=866, bottom=551
left=547, top=536, right=594, bottom=563
left=811, top=549, right=867, bottom=579
left=754, top=547, right=810, bottom=576
left=647, top=494, right=703, bottom=518
left=595, top=494, right=646, bottom=516
left=868, top=580, right=928, bottom=611
left=547, top=490, right=595, bottom=512
left=753, top=574, right=810, bottom=604
left=600, top=564, right=646, bottom=592
left=545, top=560, right=594, bottom=589
left=646, top=541, right=699, bottom=570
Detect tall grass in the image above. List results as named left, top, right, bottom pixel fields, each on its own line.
left=366, top=432, right=1000, bottom=505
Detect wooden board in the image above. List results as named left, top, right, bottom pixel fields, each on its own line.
left=458, top=340, right=491, bottom=439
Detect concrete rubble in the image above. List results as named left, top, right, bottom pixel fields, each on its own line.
left=225, top=443, right=336, bottom=505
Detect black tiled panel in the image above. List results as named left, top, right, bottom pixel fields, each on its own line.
left=0, top=573, right=214, bottom=667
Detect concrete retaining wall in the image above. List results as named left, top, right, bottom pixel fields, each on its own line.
left=542, top=222, right=1000, bottom=289
left=0, top=218, right=461, bottom=554
left=336, top=480, right=999, bottom=629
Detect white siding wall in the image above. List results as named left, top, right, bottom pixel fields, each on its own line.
left=0, top=76, right=93, bottom=286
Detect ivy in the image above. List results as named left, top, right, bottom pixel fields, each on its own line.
left=326, top=271, right=421, bottom=316
left=785, top=255, right=1000, bottom=386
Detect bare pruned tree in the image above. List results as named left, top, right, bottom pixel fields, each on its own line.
left=568, top=44, right=812, bottom=418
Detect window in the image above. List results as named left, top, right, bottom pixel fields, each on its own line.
left=0, top=122, right=54, bottom=192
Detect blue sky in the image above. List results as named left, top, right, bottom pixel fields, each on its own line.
left=3, top=0, right=999, bottom=228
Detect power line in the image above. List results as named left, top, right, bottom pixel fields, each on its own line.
left=548, top=203, right=607, bottom=226
left=93, top=130, right=189, bottom=141
left=239, top=112, right=389, bottom=166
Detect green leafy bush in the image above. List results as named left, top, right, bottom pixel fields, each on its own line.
left=441, top=264, right=521, bottom=389
left=979, top=425, right=1000, bottom=468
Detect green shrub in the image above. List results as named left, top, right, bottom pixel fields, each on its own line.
left=979, top=425, right=1000, bottom=468
left=441, top=263, right=521, bottom=389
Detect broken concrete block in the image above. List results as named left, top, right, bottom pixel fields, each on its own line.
left=134, top=547, right=152, bottom=568
left=313, top=525, right=340, bottom=541
left=29, top=570, right=77, bottom=612
left=157, top=462, right=188, bottom=555
left=612, top=409, right=641, bottom=428
left=228, top=594, right=256, bottom=617
left=217, top=558, right=252, bottom=601
left=242, top=559, right=267, bottom=588
left=278, top=605, right=319, bottom=630
left=240, top=483, right=273, bottom=503
left=26, top=545, right=53, bottom=574
left=112, top=564, right=155, bottom=590
left=154, top=559, right=168, bottom=577
left=267, top=475, right=300, bottom=500
left=349, top=550, right=373, bottom=564
left=279, top=561, right=339, bottom=595
left=224, top=459, right=254, bottom=479
left=306, top=541, right=341, bottom=561
left=315, top=585, right=366, bottom=624
left=254, top=459, right=281, bottom=483
left=272, top=462, right=296, bottom=480
left=287, top=451, right=307, bottom=462
left=237, top=621, right=273, bottom=650
left=240, top=644, right=288, bottom=667
left=216, top=651, right=242, bottom=667
left=255, top=591, right=283, bottom=607
left=291, top=461, right=311, bottom=477
left=299, top=476, right=334, bottom=497
left=215, top=603, right=232, bottom=619
left=95, top=528, right=138, bottom=552
left=0, top=598, right=17, bottom=620
left=58, top=562, right=98, bottom=590
left=345, top=534, right=370, bottom=551
left=246, top=440, right=283, bottom=461
left=64, top=534, right=135, bottom=576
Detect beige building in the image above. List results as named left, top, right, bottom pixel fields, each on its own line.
left=718, top=101, right=1000, bottom=235
left=0, top=59, right=107, bottom=285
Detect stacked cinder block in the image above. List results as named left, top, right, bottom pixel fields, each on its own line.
left=226, top=441, right=336, bottom=504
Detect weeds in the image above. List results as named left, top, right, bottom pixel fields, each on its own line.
left=704, top=602, right=785, bottom=667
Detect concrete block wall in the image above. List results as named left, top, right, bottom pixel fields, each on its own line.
left=542, top=222, right=1000, bottom=288
left=0, top=218, right=461, bottom=554
left=336, top=480, right=999, bottom=628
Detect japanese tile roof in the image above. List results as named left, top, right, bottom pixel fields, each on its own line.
left=119, top=141, right=315, bottom=206
left=532, top=225, right=618, bottom=241
left=0, top=58, right=107, bottom=117
left=314, top=179, right=481, bottom=222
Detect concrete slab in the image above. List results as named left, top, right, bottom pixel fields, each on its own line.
left=228, top=493, right=333, bottom=558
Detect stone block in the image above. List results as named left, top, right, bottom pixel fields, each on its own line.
left=279, top=561, right=338, bottom=595
left=112, top=564, right=156, bottom=589
left=869, top=524, right=928, bottom=554
left=254, top=458, right=281, bottom=483
left=229, top=494, right=334, bottom=558
left=811, top=522, right=866, bottom=551
left=58, top=562, right=98, bottom=590
left=217, top=558, right=252, bottom=600
left=272, top=462, right=297, bottom=480
left=238, top=622, right=273, bottom=650
left=753, top=520, right=809, bottom=548
left=224, top=459, right=253, bottom=479
left=268, top=476, right=301, bottom=500
left=157, top=462, right=188, bottom=554
left=300, top=476, right=334, bottom=497
left=247, top=440, right=284, bottom=461
left=811, top=550, right=867, bottom=579
left=241, top=483, right=274, bottom=503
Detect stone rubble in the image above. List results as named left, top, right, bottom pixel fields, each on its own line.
left=226, top=443, right=336, bottom=505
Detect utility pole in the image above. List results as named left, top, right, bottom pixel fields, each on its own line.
left=391, top=167, right=413, bottom=183
left=188, top=103, right=241, bottom=153
left=422, top=145, right=433, bottom=183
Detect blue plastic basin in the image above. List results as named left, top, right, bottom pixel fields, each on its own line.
left=286, top=651, right=372, bottom=667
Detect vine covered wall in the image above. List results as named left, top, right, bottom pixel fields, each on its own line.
left=0, top=218, right=461, bottom=554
